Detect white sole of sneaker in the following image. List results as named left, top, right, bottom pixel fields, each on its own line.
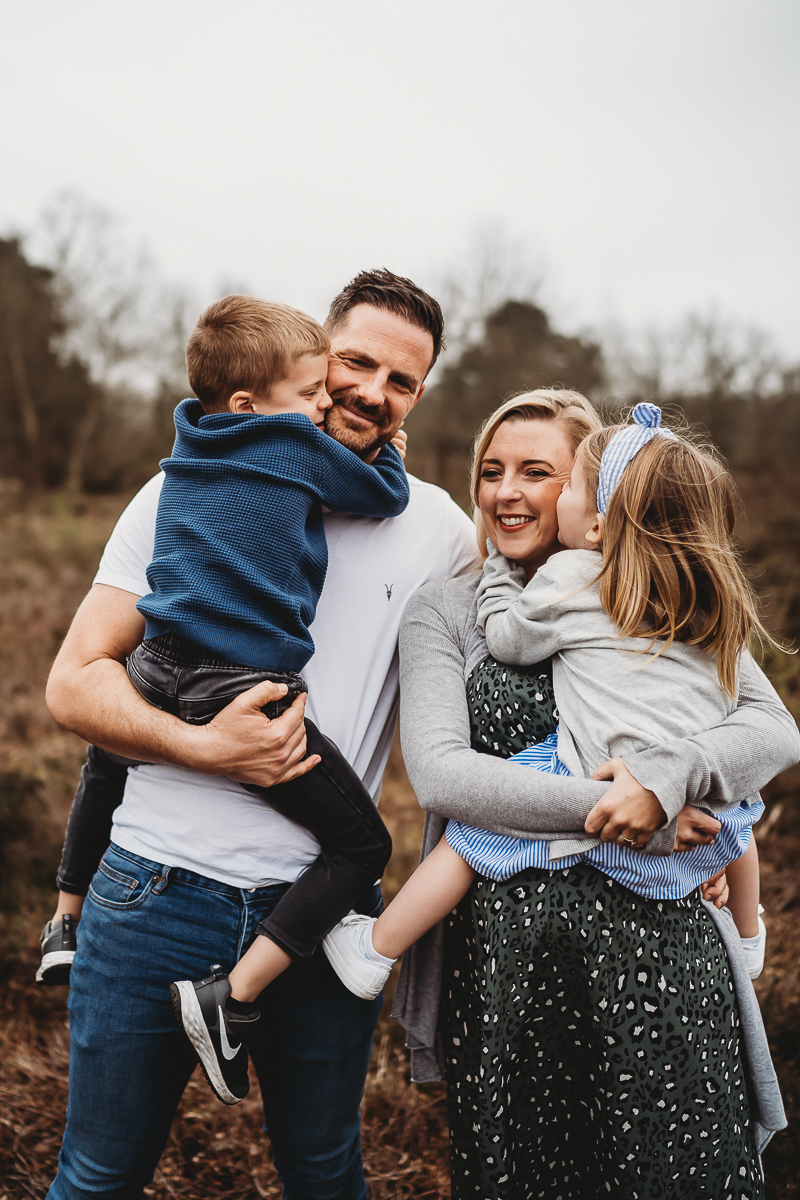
left=171, top=980, right=243, bottom=1106
left=321, top=938, right=388, bottom=1001
left=36, top=950, right=75, bottom=984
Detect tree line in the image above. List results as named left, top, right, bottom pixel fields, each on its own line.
left=1, top=211, right=799, bottom=499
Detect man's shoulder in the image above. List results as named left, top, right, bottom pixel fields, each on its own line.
left=406, top=473, right=463, bottom=511
left=404, top=474, right=474, bottom=538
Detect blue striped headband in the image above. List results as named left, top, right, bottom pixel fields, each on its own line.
left=596, top=402, right=677, bottom=516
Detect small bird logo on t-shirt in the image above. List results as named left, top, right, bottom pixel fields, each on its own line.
left=384, top=584, right=394, bottom=601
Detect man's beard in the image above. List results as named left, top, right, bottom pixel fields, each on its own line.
left=324, top=389, right=397, bottom=459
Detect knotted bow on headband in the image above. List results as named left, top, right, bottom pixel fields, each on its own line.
left=596, top=402, right=677, bottom=516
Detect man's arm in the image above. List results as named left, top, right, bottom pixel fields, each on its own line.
left=46, top=584, right=315, bottom=786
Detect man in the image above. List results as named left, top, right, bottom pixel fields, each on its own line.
left=45, top=269, right=479, bottom=1199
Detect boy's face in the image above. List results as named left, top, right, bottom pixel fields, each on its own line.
left=232, top=354, right=332, bottom=426
left=556, top=446, right=603, bottom=550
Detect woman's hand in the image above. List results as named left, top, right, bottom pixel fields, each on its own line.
left=391, top=426, right=408, bottom=459
left=675, top=805, right=721, bottom=851
left=701, top=869, right=729, bottom=908
left=586, top=758, right=666, bottom=848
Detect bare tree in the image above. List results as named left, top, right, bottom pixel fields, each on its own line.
left=27, top=193, right=158, bottom=491
left=604, top=310, right=787, bottom=403
left=433, top=223, right=547, bottom=365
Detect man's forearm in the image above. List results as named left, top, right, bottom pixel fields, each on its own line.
left=46, top=583, right=311, bottom=786
left=49, top=654, right=206, bottom=766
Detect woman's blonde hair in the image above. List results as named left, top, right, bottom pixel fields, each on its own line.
left=470, top=389, right=602, bottom=559
left=580, top=423, right=771, bottom=696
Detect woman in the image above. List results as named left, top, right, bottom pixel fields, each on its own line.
left=393, top=390, right=796, bottom=1198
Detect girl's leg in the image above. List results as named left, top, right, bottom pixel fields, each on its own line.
left=229, top=839, right=476, bottom=1004
left=321, top=837, right=476, bottom=1001
left=725, top=836, right=760, bottom=938
left=371, top=837, right=476, bottom=959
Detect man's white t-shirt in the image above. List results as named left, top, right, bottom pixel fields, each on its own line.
left=95, top=472, right=478, bottom=888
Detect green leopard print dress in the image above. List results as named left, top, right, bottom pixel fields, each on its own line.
left=441, top=655, right=764, bottom=1200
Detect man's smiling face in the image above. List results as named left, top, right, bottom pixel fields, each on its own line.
left=324, top=304, right=434, bottom=462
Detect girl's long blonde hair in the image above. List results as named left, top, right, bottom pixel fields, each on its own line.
left=580, top=423, right=771, bottom=696
left=470, top=389, right=602, bottom=558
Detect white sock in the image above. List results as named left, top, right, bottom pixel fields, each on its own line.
left=359, top=921, right=395, bottom=966
left=740, top=930, right=764, bottom=950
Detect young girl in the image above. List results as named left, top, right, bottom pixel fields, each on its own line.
left=321, top=403, right=770, bottom=1000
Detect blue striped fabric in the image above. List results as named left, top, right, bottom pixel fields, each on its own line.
left=445, top=732, right=762, bottom=899
left=596, top=402, right=677, bottom=516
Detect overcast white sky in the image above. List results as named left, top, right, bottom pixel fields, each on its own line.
left=2, top=0, right=799, bottom=358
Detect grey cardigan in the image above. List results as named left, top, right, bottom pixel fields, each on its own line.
left=392, top=572, right=798, bottom=1149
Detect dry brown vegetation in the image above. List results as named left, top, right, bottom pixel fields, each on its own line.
left=1, top=487, right=799, bottom=1199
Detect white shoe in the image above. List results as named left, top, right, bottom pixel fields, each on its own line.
left=740, top=912, right=767, bottom=981
left=322, top=912, right=395, bottom=1000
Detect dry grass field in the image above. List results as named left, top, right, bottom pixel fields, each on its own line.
left=0, top=489, right=799, bottom=1198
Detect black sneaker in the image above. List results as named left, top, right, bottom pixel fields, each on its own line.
left=36, top=914, right=77, bottom=985
left=170, top=966, right=259, bottom=1105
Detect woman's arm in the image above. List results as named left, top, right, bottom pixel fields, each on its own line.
left=622, top=651, right=800, bottom=814
left=400, top=582, right=799, bottom=850
left=399, top=580, right=607, bottom=838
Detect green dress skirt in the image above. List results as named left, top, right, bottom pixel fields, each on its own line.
left=441, top=655, right=764, bottom=1200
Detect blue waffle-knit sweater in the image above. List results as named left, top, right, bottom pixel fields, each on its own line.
left=136, top=399, right=410, bottom=671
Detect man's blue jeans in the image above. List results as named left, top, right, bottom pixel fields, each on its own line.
left=47, top=844, right=384, bottom=1200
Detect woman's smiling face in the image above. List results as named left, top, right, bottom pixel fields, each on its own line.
left=477, top=417, right=576, bottom=579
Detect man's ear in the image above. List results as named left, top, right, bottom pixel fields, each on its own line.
left=228, top=390, right=256, bottom=413
left=585, top=513, right=604, bottom=548
left=408, top=383, right=425, bottom=412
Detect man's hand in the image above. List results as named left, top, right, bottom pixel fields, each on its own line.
left=586, top=757, right=666, bottom=848
left=701, top=869, right=729, bottom=908
left=46, top=583, right=317, bottom=788
left=194, top=680, right=319, bottom=787
left=675, top=805, right=721, bottom=851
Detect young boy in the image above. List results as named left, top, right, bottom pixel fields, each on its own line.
left=39, top=294, right=410, bottom=1105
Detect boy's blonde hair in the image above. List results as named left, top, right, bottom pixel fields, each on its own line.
left=186, top=295, right=330, bottom=412
left=470, top=389, right=602, bottom=559
left=580, top=423, right=769, bottom=696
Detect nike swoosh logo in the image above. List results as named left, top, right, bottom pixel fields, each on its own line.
left=218, top=1005, right=243, bottom=1061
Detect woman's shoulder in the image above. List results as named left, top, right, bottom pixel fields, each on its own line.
left=405, top=571, right=481, bottom=615
left=402, top=571, right=483, bottom=649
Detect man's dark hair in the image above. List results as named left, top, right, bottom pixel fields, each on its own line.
left=325, top=268, right=445, bottom=373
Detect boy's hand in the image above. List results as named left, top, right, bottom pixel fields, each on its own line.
left=675, top=805, right=721, bottom=851
left=198, top=681, right=320, bottom=788
left=701, top=869, right=729, bottom=908
left=586, top=757, right=666, bottom=848
left=391, top=426, right=408, bottom=460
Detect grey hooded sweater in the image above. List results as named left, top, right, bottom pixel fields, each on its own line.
left=391, top=572, right=798, bottom=1149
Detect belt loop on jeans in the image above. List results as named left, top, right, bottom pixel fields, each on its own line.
left=151, top=866, right=171, bottom=894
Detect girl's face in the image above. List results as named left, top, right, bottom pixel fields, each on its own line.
left=477, top=418, right=575, bottom=580
left=556, top=445, right=602, bottom=550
